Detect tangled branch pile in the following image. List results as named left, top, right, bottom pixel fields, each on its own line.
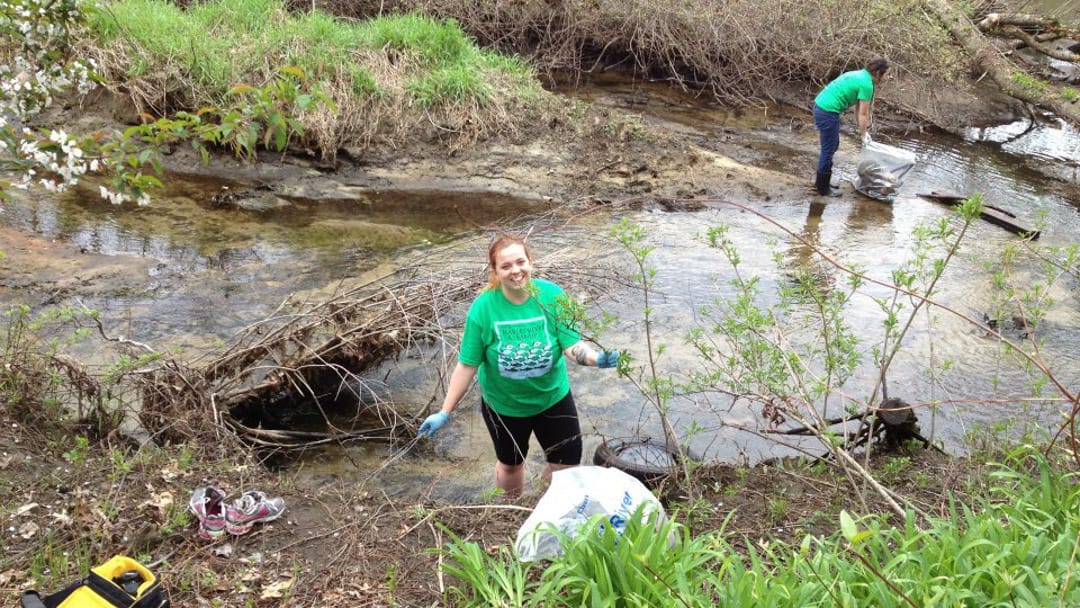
left=408, top=0, right=963, bottom=103
left=136, top=265, right=484, bottom=453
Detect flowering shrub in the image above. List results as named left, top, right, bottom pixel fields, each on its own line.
left=1, top=0, right=328, bottom=206
left=1, top=0, right=105, bottom=202
left=0, top=0, right=96, bottom=117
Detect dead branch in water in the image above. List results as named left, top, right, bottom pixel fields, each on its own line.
left=133, top=257, right=484, bottom=451
left=1000, top=26, right=1080, bottom=64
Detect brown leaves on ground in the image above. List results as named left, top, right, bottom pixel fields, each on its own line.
left=0, top=407, right=984, bottom=607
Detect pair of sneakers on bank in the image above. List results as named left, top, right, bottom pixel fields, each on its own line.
left=189, top=486, right=286, bottom=540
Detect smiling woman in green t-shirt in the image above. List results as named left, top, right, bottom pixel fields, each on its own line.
left=417, top=233, right=621, bottom=497
left=812, top=58, right=890, bottom=196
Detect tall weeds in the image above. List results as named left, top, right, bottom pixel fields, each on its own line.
left=80, top=0, right=552, bottom=156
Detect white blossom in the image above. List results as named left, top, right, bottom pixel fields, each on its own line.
left=2, top=0, right=135, bottom=203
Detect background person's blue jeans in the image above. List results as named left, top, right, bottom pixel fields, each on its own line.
left=813, top=105, right=841, bottom=174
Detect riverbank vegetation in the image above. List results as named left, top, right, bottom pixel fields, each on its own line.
left=439, top=447, right=1080, bottom=607
left=3, top=197, right=1079, bottom=605
left=336, top=0, right=1080, bottom=128
left=81, top=0, right=552, bottom=158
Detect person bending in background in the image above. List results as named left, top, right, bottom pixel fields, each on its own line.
left=812, top=57, right=890, bottom=197
left=417, top=233, right=620, bottom=498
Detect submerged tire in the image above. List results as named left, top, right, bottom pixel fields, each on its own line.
left=592, top=437, right=697, bottom=488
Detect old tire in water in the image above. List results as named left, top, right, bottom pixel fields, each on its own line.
left=592, top=437, right=697, bottom=489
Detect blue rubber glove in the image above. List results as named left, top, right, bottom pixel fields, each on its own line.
left=418, top=411, right=450, bottom=438
left=596, top=350, right=620, bottom=369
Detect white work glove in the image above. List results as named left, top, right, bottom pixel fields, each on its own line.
left=861, top=132, right=872, bottom=147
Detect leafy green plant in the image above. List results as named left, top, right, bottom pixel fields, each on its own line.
left=63, top=435, right=91, bottom=464
left=438, top=532, right=532, bottom=607
left=176, top=445, right=195, bottom=471
left=832, top=447, right=1080, bottom=607
left=610, top=219, right=699, bottom=489
left=1010, top=71, right=1049, bottom=94
left=878, top=456, right=911, bottom=485
left=535, top=509, right=720, bottom=607
left=383, top=562, right=398, bottom=606
left=478, top=485, right=505, bottom=503
left=202, top=66, right=335, bottom=160
left=161, top=501, right=191, bottom=536
left=439, top=448, right=1080, bottom=607
left=109, top=448, right=133, bottom=478
left=1, top=304, right=100, bottom=423
left=680, top=197, right=988, bottom=516
left=439, top=507, right=732, bottom=607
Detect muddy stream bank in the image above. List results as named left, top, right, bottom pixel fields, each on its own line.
left=2, top=74, right=1080, bottom=500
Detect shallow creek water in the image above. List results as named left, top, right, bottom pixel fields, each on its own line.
left=3, top=76, right=1080, bottom=500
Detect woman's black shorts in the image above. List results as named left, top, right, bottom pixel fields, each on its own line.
left=481, top=390, right=582, bottom=466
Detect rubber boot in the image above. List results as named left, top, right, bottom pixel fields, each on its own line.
left=815, top=170, right=841, bottom=197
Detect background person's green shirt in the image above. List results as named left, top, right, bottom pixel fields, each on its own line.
left=814, top=69, right=874, bottom=113
left=458, top=278, right=580, bottom=417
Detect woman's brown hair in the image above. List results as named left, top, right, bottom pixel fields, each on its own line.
left=483, top=233, right=533, bottom=291
left=867, top=57, right=890, bottom=77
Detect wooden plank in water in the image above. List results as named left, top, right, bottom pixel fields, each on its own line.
left=917, top=191, right=1040, bottom=240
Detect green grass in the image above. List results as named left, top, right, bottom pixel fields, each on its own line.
left=359, top=13, right=473, bottom=65
left=84, top=0, right=535, bottom=107
left=408, top=64, right=492, bottom=108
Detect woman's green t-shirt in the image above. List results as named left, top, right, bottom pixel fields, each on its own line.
left=458, top=278, right=581, bottom=417
left=814, top=68, right=874, bottom=113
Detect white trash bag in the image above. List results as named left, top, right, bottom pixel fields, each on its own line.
left=514, top=465, right=666, bottom=562
left=853, top=136, right=916, bottom=202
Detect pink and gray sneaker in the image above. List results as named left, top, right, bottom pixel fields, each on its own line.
left=225, top=490, right=286, bottom=535
left=188, top=486, right=227, bottom=540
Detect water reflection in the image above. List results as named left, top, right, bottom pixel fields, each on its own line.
left=965, top=118, right=1080, bottom=184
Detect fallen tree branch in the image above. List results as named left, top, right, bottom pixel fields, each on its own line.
left=978, top=13, right=1059, bottom=31
left=928, top=0, right=1080, bottom=127
left=1005, top=31, right=1066, bottom=50
left=225, top=420, right=402, bottom=449
left=1001, top=26, right=1080, bottom=63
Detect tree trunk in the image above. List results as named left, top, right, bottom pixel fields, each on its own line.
left=1001, top=26, right=1080, bottom=63
left=978, top=13, right=1060, bottom=31
left=927, top=0, right=1080, bottom=127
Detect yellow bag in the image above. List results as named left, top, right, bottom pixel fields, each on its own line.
left=21, top=555, right=168, bottom=608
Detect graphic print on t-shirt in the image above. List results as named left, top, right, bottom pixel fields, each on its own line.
left=493, top=316, right=555, bottom=379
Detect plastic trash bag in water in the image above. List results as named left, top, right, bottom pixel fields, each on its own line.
left=853, top=137, right=916, bottom=202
